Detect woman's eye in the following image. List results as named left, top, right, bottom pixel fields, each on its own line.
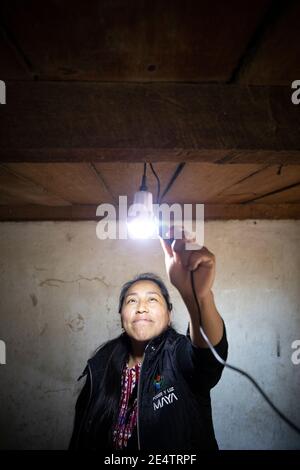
left=128, top=298, right=136, bottom=304
left=149, top=297, right=158, bottom=302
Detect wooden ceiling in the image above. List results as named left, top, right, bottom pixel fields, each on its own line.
left=0, top=0, right=299, bottom=220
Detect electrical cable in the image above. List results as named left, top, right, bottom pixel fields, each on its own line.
left=159, top=163, right=186, bottom=204
left=151, top=162, right=300, bottom=436
left=190, top=269, right=300, bottom=436
left=140, top=162, right=148, bottom=191
left=149, top=163, right=160, bottom=204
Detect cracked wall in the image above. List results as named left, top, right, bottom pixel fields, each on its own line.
left=0, top=220, right=299, bottom=449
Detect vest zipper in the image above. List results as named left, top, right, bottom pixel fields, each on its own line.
left=136, top=356, right=143, bottom=450
left=76, top=362, right=93, bottom=448
left=137, top=342, right=152, bottom=451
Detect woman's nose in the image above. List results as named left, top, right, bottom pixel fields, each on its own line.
left=137, top=302, right=148, bottom=313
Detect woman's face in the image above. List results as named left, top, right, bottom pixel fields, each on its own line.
left=120, top=280, right=171, bottom=342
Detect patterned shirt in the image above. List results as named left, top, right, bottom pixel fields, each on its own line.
left=113, top=361, right=141, bottom=449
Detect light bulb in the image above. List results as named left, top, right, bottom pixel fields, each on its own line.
left=127, top=190, right=158, bottom=239
left=127, top=214, right=157, bottom=239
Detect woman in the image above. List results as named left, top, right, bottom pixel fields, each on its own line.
left=69, top=234, right=228, bottom=451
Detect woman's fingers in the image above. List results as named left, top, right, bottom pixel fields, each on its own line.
left=159, top=235, right=173, bottom=258
left=186, top=248, right=215, bottom=271
left=172, top=237, right=188, bottom=266
left=160, top=225, right=214, bottom=272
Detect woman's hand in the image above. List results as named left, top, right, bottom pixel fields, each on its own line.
left=160, top=226, right=224, bottom=348
left=159, top=227, right=216, bottom=300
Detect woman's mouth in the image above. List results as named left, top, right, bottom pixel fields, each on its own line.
left=133, top=319, right=152, bottom=323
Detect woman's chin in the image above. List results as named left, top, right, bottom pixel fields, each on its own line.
left=131, top=324, right=155, bottom=342
left=133, top=331, right=153, bottom=342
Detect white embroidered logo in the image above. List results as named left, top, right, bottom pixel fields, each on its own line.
left=153, top=386, right=178, bottom=410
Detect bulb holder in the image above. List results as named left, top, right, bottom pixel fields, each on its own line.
left=132, top=190, right=153, bottom=215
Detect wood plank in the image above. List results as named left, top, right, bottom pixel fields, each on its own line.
left=0, top=165, right=70, bottom=206
left=1, top=0, right=271, bottom=82
left=1, top=83, right=300, bottom=163
left=212, top=165, right=300, bottom=203
left=204, top=204, right=300, bottom=219
left=246, top=184, right=300, bottom=204
left=5, top=163, right=115, bottom=204
left=0, top=204, right=299, bottom=221
left=94, top=162, right=179, bottom=204
left=240, top=1, right=300, bottom=85
left=0, top=28, right=32, bottom=80
left=0, top=189, right=31, bottom=205
left=3, top=148, right=300, bottom=164
left=160, top=163, right=268, bottom=203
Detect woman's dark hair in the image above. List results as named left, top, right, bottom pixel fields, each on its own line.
left=88, top=273, right=172, bottom=449
left=88, top=334, right=130, bottom=448
left=118, top=272, right=173, bottom=313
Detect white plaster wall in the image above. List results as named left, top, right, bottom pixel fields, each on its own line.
left=0, top=220, right=299, bottom=449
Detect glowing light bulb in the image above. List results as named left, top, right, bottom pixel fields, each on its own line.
left=127, top=190, right=158, bottom=239
left=127, top=214, right=157, bottom=239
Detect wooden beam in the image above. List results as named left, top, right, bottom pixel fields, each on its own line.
left=0, top=164, right=70, bottom=206
left=0, top=0, right=271, bottom=82
left=0, top=204, right=299, bottom=221
left=211, top=165, right=300, bottom=203
left=0, top=83, right=300, bottom=164
left=3, top=162, right=116, bottom=205
left=0, top=27, right=32, bottom=80
left=239, top=1, right=300, bottom=85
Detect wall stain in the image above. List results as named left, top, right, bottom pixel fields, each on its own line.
left=67, top=314, right=85, bottom=332
left=276, top=334, right=281, bottom=358
left=39, top=275, right=109, bottom=288
left=30, top=293, right=38, bottom=307
left=39, top=323, right=48, bottom=336
left=66, top=233, right=74, bottom=242
left=44, top=388, right=70, bottom=394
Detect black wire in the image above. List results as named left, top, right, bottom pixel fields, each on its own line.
left=140, top=162, right=148, bottom=191
left=159, top=163, right=186, bottom=204
left=149, top=163, right=160, bottom=204
left=190, top=270, right=300, bottom=436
